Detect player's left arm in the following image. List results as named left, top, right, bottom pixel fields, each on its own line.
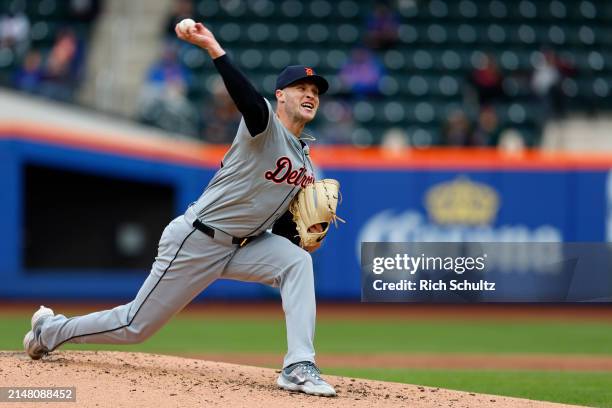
left=272, top=212, right=323, bottom=253
left=272, top=211, right=301, bottom=246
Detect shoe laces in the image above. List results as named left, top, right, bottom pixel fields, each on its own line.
left=302, top=362, right=322, bottom=380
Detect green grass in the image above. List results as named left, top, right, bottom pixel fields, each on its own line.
left=2, top=314, right=612, bottom=355
left=3, top=313, right=612, bottom=406
left=325, top=368, right=612, bottom=407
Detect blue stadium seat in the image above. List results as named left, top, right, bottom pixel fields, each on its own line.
left=246, top=23, right=271, bottom=43
left=404, top=75, right=429, bottom=97
left=486, top=0, right=508, bottom=19
left=305, top=23, right=330, bottom=43
left=196, top=0, right=220, bottom=18
left=383, top=50, right=405, bottom=71
left=217, top=22, right=241, bottom=43
left=409, top=127, right=435, bottom=147
left=518, top=0, right=537, bottom=19
left=378, top=75, right=400, bottom=97
left=456, top=24, right=478, bottom=44
left=336, top=0, right=360, bottom=19
left=426, top=24, right=448, bottom=44
left=323, top=49, right=348, bottom=70
left=428, top=0, right=450, bottom=18
left=238, top=49, right=264, bottom=70
left=296, top=49, right=321, bottom=67
left=437, top=76, right=461, bottom=97
left=487, top=24, right=507, bottom=44
left=382, top=101, right=406, bottom=123
left=249, top=0, right=275, bottom=18
left=413, top=101, right=436, bottom=124
left=352, top=101, right=375, bottom=123
left=440, top=50, right=463, bottom=71
left=398, top=24, right=418, bottom=45
left=308, top=0, right=333, bottom=18
left=457, top=0, right=478, bottom=19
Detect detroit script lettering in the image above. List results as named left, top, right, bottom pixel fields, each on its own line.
left=264, top=156, right=315, bottom=188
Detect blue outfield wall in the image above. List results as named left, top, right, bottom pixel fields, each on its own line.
left=1, top=138, right=610, bottom=301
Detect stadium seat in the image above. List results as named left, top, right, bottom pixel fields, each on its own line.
left=197, top=0, right=220, bottom=18
left=306, top=23, right=330, bottom=43
left=246, top=23, right=271, bottom=43
left=547, top=0, right=567, bottom=19
left=456, top=24, right=477, bottom=44
left=335, top=0, right=361, bottom=19
left=398, top=24, right=419, bottom=44
left=518, top=0, right=537, bottom=19
left=383, top=50, right=405, bottom=71
left=378, top=75, right=400, bottom=97
left=440, top=50, right=462, bottom=71
left=352, top=101, right=375, bottom=123
left=427, top=0, right=449, bottom=18
left=426, top=24, right=448, bottom=44
left=218, top=22, right=241, bottom=43
left=323, top=49, right=348, bottom=70
left=487, top=24, right=507, bottom=44
left=457, top=0, right=478, bottom=19
left=486, top=0, right=508, bottom=19
left=404, top=75, right=429, bottom=97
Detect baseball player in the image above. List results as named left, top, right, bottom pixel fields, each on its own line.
left=23, top=20, right=337, bottom=397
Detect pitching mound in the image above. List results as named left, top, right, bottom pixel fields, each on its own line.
left=0, top=351, right=575, bottom=407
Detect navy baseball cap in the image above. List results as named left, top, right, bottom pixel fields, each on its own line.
left=276, top=65, right=329, bottom=95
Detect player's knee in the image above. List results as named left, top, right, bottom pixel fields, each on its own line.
left=287, top=248, right=314, bottom=280
left=294, top=246, right=312, bottom=266
left=126, top=324, right=156, bottom=344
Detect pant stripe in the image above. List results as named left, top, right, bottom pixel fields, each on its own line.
left=51, top=229, right=197, bottom=350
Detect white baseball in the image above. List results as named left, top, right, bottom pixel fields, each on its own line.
left=178, top=18, right=196, bottom=34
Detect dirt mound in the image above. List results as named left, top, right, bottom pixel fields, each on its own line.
left=0, top=351, right=576, bottom=407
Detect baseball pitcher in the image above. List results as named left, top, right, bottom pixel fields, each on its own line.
left=23, top=19, right=343, bottom=397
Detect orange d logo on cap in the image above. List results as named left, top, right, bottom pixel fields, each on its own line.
left=305, top=67, right=314, bottom=76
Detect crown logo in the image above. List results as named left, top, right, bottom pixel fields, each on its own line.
left=425, top=176, right=500, bottom=225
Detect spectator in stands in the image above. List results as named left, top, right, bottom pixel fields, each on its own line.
left=12, top=49, right=43, bottom=94
left=146, top=42, right=191, bottom=88
left=471, top=106, right=502, bottom=146
left=381, top=127, right=410, bottom=152
left=466, top=54, right=504, bottom=108
left=441, top=109, right=474, bottom=146
left=363, top=2, right=400, bottom=50
left=531, top=49, right=573, bottom=121
left=0, top=9, right=30, bottom=59
left=339, top=47, right=385, bottom=98
left=200, top=76, right=241, bottom=143
left=39, top=28, right=85, bottom=102
left=497, top=128, right=525, bottom=153
left=138, top=42, right=198, bottom=137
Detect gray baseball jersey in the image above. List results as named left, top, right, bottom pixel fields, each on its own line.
left=37, top=98, right=321, bottom=369
left=192, top=99, right=315, bottom=238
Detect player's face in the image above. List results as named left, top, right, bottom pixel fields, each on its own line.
left=283, top=81, right=320, bottom=122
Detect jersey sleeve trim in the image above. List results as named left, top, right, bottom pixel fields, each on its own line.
left=249, top=98, right=274, bottom=139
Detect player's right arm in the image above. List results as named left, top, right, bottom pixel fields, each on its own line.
left=175, top=22, right=269, bottom=136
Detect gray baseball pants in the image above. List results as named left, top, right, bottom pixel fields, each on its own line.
left=39, top=208, right=316, bottom=368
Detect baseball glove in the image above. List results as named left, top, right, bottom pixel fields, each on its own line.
left=289, top=178, right=345, bottom=248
